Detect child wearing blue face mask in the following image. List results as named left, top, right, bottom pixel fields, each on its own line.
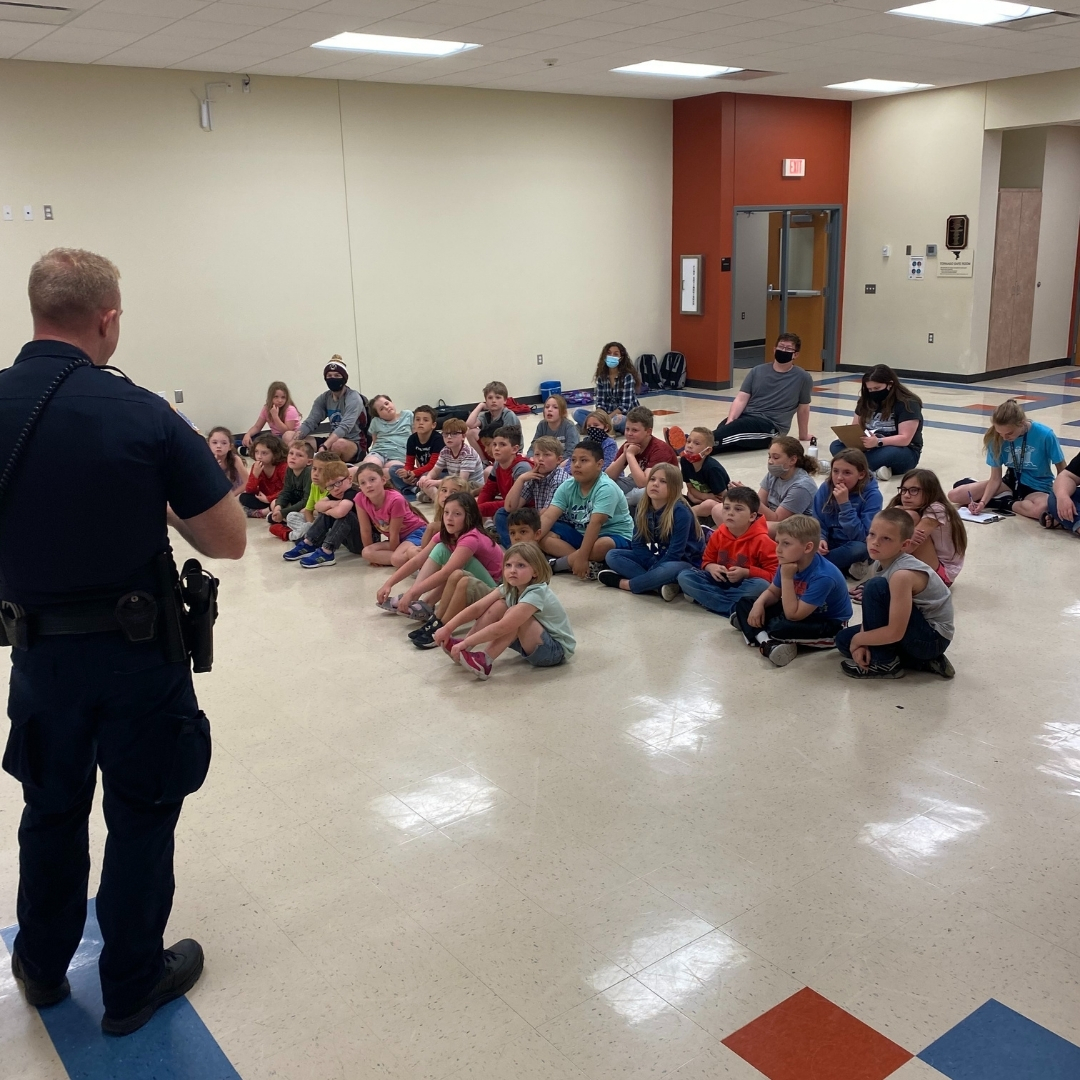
left=572, top=342, right=641, bottom=434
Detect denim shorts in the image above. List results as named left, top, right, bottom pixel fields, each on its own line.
left=509, top=629, right=565, bottom=667
left=549, top=519, right=632, bottom=551
left=403, top=526, right=426, bottom=546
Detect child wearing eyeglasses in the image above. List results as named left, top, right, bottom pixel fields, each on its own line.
left=887, top=469, right=967, bottom=587
left=282, top=460, right=362, bottom=569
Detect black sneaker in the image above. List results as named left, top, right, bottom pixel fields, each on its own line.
left=597, top=569, right=622, bottom=589
left=10, top=950, right=70, bottom=1007
left=926, top=655, right=955, bottom=679
left=101, top=939, right=204, bottom=1037
left=841, top=657, right=904, bottom=680
left=408, top=614, right=440, bottom=641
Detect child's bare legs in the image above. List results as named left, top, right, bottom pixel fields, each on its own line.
left=396, top=559, right=444, bottom=611
left=711, top=503, right=726, bottom=527
left=947, top=478, right=1007, bottom=506
left=392, top=541, right=421, bottom=568
left=417, top=476, right=440, bottom=500
left=540, top=533, right=575, bottom=558
left=435, top=571, right=469, bottom=622
left=1012, top=491, right=1050, bottom=520
left=587, top=536, right=616, bottom=562
left=362, top=540, right=394, bottom=566
left=692, top=498, right=718, bottom=520
left=466, top=600, right=516, bottom=659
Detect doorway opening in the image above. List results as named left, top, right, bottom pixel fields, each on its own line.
left=732, top=206, right=842, bottom=373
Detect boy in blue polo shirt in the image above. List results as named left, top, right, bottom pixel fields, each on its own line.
left=734, top=514, right=851, bottom=668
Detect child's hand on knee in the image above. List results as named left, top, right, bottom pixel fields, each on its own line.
left=748, top=603, right=765, bottom=628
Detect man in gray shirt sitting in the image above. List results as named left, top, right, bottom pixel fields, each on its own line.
left=713, top=333, right=814, bottom=453
left=297, top=357, right=368, bottom=462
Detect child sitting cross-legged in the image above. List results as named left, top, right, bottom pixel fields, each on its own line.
left=269, top=439, right=313, bottom=540
left=678, top=427, right=730, bottom=520
left=735, top=435, right=819, bottom=537
left=598, top=462, right=704, bottom=600
left=365, top=394, right=413, bottom=478
left=352, top=461, right=430, bottom=567
left=390, top=405, right=444, bottom=501
left=238, top=433, right=287, bottom=518
left=812, top=448, right=882, bottom=578
left=417, top=418, right=485, bottom=499
left=435, top=543, right=576, bottom=679
left=539, top=441, right=634, bottom=579
left=836, top=508, right=955, bottom=680
left=496, top=436, right=570, bottom=547
left=476, top=426, right=532, bottom=521
left=376, top=491, right=503, bottom=622
left=466, top=380, right=520, bottom=457
left=678, top=486, right=778, bottom=617
left=282, top=459, right=361, bottom=568
left=734, top=514, right=852, bottom=668
left=285, top=449, right=335, bottom=541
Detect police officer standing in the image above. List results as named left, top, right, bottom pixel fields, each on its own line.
left=0, top=249, right=245, bottom=1035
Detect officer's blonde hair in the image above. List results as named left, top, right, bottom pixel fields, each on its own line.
left=28, top=248, right=120, bottom=328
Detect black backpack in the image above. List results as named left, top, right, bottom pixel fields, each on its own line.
left=659, top=352, right=686, bottom=391
left=637, top=354, right=661, bottom=392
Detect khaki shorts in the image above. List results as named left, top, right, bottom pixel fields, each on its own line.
left=461, top=572, right=493, bottom=606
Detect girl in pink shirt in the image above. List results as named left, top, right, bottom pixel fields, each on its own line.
left=242, top=381, right=301, bottom=449
left=353, top=462, right=429, bottom=567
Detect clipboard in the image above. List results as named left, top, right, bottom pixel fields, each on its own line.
left=831, top=424, right=866, bottom=450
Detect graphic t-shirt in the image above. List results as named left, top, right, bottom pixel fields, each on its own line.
left=760, top=468, right=817, bottom=515
left=503, top=582, right=576, bottom=656
left=771, top=553, right=852, bottom=621
left=985, top=421, right=1063, bottom=493
left=406, top=430, right=445, bottom=472
left=550, top=474, right=634, bottom=539
left=353, top=488, right=427, bottom=538
left=865, top=398, right=924, bottom=454
left=682, top=455, right=730, bottom=496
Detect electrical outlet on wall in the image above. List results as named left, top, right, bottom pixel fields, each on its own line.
left=928, top=333, right=934, bottom=344
left=536, top=354, right=543, bottom=365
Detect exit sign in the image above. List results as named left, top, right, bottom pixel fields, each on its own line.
left=782, top=158, right=805, bottom=178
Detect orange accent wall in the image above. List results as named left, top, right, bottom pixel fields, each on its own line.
left=672, top=93, right=851, bottom=387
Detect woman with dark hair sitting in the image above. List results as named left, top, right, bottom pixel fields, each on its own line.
left=573, top=341, right=641, bottom=434
left=830, top=365, right=924, bottom=481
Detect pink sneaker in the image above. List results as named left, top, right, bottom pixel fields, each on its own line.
left=442, top=636, right=464, bottom=662
left=460, top=649, right=492, bottom=680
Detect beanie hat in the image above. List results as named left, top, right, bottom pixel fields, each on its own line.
left=324, top=356, right=349, bottom=379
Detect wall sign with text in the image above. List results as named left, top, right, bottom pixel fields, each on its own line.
left=946, top=214, right=969, bottom=251
left=680, top=255, right=703, bottom=314
left=782, top=158, right=805, bottom=178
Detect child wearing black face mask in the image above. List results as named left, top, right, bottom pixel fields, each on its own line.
left=830, top=364, right=923, bottom=481
left=296, top=356, right=369, bottom=463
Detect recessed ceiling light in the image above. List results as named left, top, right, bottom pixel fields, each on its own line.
left=888, top=1, right=1052, bottom=26
left=611, top=60, right=743, bottom=78
left=826, top=78, right=934, bottom=93
left=311, top=33, right=480, bottom=56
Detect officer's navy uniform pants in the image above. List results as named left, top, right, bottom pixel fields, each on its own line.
left=3, top=632, right=210, bottom=1017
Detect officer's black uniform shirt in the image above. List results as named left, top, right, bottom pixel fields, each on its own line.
left=0, top=340, right=231, bottom=607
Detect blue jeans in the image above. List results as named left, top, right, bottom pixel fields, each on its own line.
left=734, top=596, right=843, bottom=647
left=836, top=575, right=949, bottom=666
left=822, top=539, right=869, bottom=574
left=604, top=548, right=694, bottom=594
left=677, top=568, right=769, bottom=616
left=1046, top=491, right=1080, bottom=532
left=494, top=506, right=511, bottom=548
left=829, top=440, right=919, bottom=475
left=574, top=408, right=625, bottom=434
left=388, top=465, right=417, bottom=501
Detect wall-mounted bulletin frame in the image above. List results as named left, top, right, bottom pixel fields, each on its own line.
left=680, top=255, right=704, bottom=314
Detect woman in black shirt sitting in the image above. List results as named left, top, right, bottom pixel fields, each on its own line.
left=831, top=365, right=924, bottom=480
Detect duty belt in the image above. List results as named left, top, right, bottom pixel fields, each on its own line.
left=0, top=592, right=159, bottom=649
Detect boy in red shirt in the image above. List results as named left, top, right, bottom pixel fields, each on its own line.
left=677, top=486, right=777, bottom=616
left=238, top=433, right=287, bottom=518
left=477, top=426, right=532, bottom=519
left=607, top=405, right=677, bottom=508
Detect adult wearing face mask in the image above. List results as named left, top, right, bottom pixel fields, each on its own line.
left=829, top=364, right=923, bottom=481
left=712, top=333, right=813, bottom=453
left=573, top=342, right=641, bottom=434
left=296, top=356, right=368, bottom=462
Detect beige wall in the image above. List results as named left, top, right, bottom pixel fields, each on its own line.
left=0, top=60, right=672, bottom=432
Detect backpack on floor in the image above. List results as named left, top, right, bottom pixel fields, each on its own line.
left=658, top=351, right=686, bottom=391
left=504, top=396, right=533, bottom=415
left=637, top=354, right=661, bottom=392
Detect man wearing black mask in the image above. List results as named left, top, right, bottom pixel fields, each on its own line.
left=296, top=356, right=368, bottom=462
left=712, top=333, right=813, bottom=454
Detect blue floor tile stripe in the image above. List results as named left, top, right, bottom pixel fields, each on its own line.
left=1, top=900, right=241, bottom=1080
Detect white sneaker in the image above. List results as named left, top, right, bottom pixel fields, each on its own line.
left=875, top=465, right=892, bottom=482
left=661, top=582, right=681, bottom=602
left=766, top=642, right=798, bottom=668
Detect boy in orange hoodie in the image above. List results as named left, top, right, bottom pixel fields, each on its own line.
left=677, top=486, right=778, bottom=616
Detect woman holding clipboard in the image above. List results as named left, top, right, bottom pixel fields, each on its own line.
left=830, top=365, right=924, bottom=481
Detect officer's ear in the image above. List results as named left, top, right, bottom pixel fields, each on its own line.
left=99, top=307, right=120, bottom=336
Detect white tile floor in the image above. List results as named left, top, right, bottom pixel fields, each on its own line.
left=2, top=368, right=1080, bottom=1079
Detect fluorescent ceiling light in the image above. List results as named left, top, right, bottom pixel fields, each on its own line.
left=827, top=78, right=934, bottom=92
left=888, top=1, right=1052, bottom=25
left=311, top=32, right=479, bottom=56
left=612, top=60, right=743, bottom=78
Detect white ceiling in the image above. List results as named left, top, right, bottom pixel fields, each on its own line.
left=3, top=0, right=1080, bottom=100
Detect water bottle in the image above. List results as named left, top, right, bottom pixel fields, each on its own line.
left=807, top=436, right=818, bottom=461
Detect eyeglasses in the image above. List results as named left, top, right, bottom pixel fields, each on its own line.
left=899, top=486, right=922, bottom=495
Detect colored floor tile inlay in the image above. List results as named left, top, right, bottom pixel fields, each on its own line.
left=722, top=987, right=912, bottom=1080
left=918, top=999, right=1080, bottom=1080
left=1, top=900, right=239, bottom=1080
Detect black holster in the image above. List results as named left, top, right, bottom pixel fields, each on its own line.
left=178, top=558, right=218, bottom=674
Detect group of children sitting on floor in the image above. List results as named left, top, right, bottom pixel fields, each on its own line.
left=202, top=367, right=1076, bottom=682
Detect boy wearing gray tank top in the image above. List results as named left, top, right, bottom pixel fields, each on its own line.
left=835, top=507, right=955, bottom=680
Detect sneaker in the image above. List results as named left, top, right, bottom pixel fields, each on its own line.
left=848, top=560, right=873, bottom=581
left=587, top=561, right=604, bottom=581
left=665, top=425, right=687, bottom=452
left=764, top=641, right=798, bottom=668
left=101, top=939, right=204, bottom=1036
left=245, top=507, right=269, bottom=519
left=952, top=477, right=976, bottom=489
left=841, top=656, right=905, bottom=680
left=268, top=522, right=291, bottom=541
left=408, top=614, right=440, bottom=640
left=875, top=465, right=892, bottom=482
left=926, top=654, right=956, bottom=679
left=661, top=582, right=680, bottom=602
left=377, top=594, right=403, bottom=612
left=299, top=547, right=336, bottom=569
left=460, top=649, right=492, bottom=680
left=441, top=635, right=464, bottom=661
left=10, top=951, right=70, bottom=1008
left=729, top=611, right=740, bottom=628
left=597, top=569, right=622, bottom=589
left=283, top=539, right=314, bottom=561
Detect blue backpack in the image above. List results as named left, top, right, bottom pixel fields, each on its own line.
left=637, top=354, right=661, bottom=392
left=659, top=351, right=686, bottom=391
